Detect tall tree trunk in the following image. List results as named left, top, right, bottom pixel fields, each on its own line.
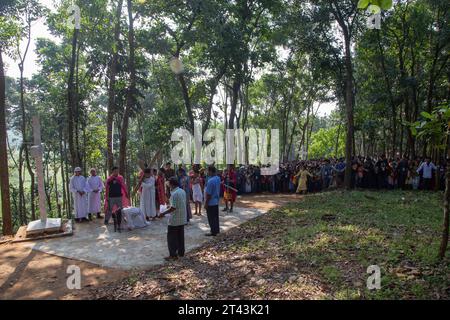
left=177, top=73, right=195, bottom=134
left=53, top=153, right=61, bottom=218
left=63, top=136, right=72, bottom=217
left=343, top=35, right=355, bottom=190
left=331, top=1, right=356, bottom=190
left=18, top=16, right=36, bottom=221
left=75, top=44, right=82, bottom=171
left=299, top=103, right=311, bottom=156
left=335, top=123, right=342, bottom=156
left=59, top=126, right=67, bottom=216
left=377, top=30, right=397, bottom=158
left=18, top=146, right=25, bottom=224
left=0, top=48, right=13, bottom=235
left=439, top=134, right=450, bottom=259
left=287, top=121, right=298, bottom=161
left=242, top=83, right=250, bottom=131
left=67, top=28, right=80, bottom=168
left=228, top=80, right=241, bottom=130
left=107, top=0, right=123, bottom=173
left=119, top=0, right=136, bottom=178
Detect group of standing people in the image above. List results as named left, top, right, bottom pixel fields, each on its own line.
left=69, top=154, right=439, bottom=260
left=70, top=155, right=440, bottom=223
left=69, top=166, right=129, bottom=223
left=228, top=155, right=443, bottom=195
left=69, top=163, right=224, bottom=261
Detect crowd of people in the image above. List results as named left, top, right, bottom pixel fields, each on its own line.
left=68, top=164, right=223, bottom=261
left=68, top=154, right=442, bottom=260
left=233, top=155, right=444, bottom=194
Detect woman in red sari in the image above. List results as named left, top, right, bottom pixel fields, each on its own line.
left=156, top=168, right=167, bottom=209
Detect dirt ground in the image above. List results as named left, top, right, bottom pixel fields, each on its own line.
left=0, top=243, right=127, bottom=300
left=0, top=193, right=302, bottom=300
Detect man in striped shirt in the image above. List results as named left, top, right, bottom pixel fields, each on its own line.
left=159, top=177, right=187, bottom=261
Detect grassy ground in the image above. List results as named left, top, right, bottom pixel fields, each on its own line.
left=282, top=190, right=449, bottom=299
left=93, top=190, right=450, bottom=300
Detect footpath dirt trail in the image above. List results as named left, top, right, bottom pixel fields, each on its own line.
left=0, top=193, right=302, bottom=300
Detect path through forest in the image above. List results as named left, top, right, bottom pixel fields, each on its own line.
left=0, top=193, right=302, bottom=300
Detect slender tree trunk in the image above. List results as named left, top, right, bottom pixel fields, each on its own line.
left=242, top=83, right=250, bottom=131
left=75, top=44, right=82, bottom=170
left=177, top=73, right=195, bottom=134
left=335, top=123, right=341, bottom=156
left=63, top=137, right=72, bottom=217
left=376, top=30, right=397, bottom=158
left=53, top=153, right=61, bottom=218
left=0, top=48, right=13, bottom=235
left=343, top=35, right=355, bottom=189
left=228, top=80, right=241, bottom=130
left=67, top=28, right=80, bottom=168
left=330, top=1, right=356, bottom=189
left=439, top=134, right=450, bottom=259
left=119, top=0, right=137, bottom=179
left=202, top=73, right=224, bottom=135
left=299, top=103, right=311, bottom=156
left=59, top=128, right=67, bottom=217
left=17, top=18, right=36, bottom=221
left=107, top=0, right=123, bottom=173
left=287, top=121, right=298, bottom=161
left=18, top=146, right=25, bottom=224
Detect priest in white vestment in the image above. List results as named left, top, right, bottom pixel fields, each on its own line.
left=137, top=168, right=157, bottom=220
left=69, top=167, right=88, bottom=222
left=86, top=168, right=104, bottom=220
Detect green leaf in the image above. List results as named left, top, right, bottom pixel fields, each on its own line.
left=420, top=111, right=433, bottom=119
left=380, top=0, right=393, bottom=10
left=357, top=0, right=370, bottom=9
left=372, top=0, right=381, bottom=6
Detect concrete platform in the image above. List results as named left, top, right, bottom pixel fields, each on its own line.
left=13, top=220, right=73, bottom=243
left=26, top=218, right=62, bottom=236
left=23, top=207, right=265, bottom=270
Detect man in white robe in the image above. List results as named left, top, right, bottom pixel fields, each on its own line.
left=137, top=168, right=157, bottom=220
left=69, top=167, right=88, bottom=222
left=86, top=168, right=103, bottom=220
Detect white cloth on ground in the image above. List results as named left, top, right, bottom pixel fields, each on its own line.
left=121, top=207, right=150, bottom=230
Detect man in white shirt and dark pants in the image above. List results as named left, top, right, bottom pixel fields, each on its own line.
left=417, top=157, right=436, bottom=190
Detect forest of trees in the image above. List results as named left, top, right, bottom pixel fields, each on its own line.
left=0, top=0, right=448, bottom=235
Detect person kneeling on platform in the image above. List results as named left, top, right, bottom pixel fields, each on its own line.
left=158, top=177, right=187, bottom=261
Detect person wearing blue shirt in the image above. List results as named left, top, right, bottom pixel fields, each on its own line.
left=204, top=165, right=221, bottom=236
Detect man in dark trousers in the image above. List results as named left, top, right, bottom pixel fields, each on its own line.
left=159, top=177, right=187, bottom=261
left=204, top=165, right=221, bottom=236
